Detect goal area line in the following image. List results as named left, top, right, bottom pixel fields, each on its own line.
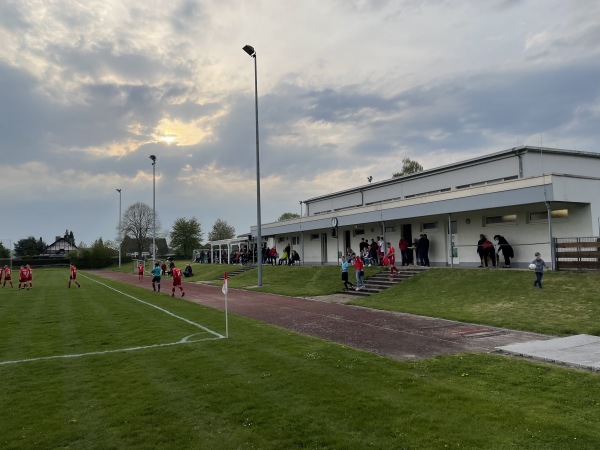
left=0, top=274, right=226, bottom=366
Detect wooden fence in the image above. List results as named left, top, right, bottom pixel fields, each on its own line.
left=555, top=237, right=600, bottom=270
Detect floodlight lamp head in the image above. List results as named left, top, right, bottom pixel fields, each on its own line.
left=367, top=176, right=373, bottom=183
left=242, top=45, right=256, bottom=57
left=149, top=155, right=156, bottom=165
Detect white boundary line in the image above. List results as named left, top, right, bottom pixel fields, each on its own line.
left=0, top=334, right=219, bottom=366
left=82, top=274, right=225, bottom=339
left=0, top=274, right=225, bottom=366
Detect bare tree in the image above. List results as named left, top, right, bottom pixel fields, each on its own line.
left=121, top=202, right=162, bottom=256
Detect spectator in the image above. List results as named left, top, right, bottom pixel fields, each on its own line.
left=353, top=253, right=366, bottom=290
left=417, top=234, right=430, bottom=266
left=161, top=261, right=167, bottom=276
left=290, top=250, right=301, bottom=265
left=494, top=235, right=514, bottom=268
left=183, top=264, right=193, bottom=278
left=399, top=236, right=410, bottom=266
left=479, top=235, right=496, bottom=268
left=340, top=256, right=354, bottom=291
left=531, top=252, right=549, bottom=289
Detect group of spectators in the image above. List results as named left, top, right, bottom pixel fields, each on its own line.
left=354, top=235, right=430, bottom=267
left=263, top=244, right=301, bottom=266
left=476, top=234, right=514, bottom=268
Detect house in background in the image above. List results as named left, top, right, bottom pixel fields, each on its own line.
left=45, top=237, right=78, bottom=256
left=249, top=146, right=600, bottom=267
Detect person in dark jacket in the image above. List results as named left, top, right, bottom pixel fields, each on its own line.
left=478, top=234, right=496, bottom=268
left=494, top=235, right=514, bottom=268
left=417, top=234, right=430, bottom=266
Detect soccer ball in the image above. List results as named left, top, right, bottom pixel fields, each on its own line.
left=529, top=263, right=536, bottom=270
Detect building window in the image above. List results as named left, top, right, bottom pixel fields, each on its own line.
left=292, top=236, right=300, bottom=245
left=353, top=229, right=365, bottom=237
left=278, top=237, right=286, bottom=243
left=421, top=222, right=438, bottom=231
left=310, top=234, right=319, bottom=241
left=385, top=226, right=396, bottom=233
left=484, top=214, right=517, bottom=226
left=529, top=209, right=569, bottom=223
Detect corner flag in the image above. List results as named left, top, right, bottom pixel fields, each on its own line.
left=222, top=271, right=228, bottom=295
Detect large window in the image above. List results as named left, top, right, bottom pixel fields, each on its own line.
left=421, top=222, right=438, bottom=231
left=529, top=209, right=569, bottom=223
left=484, top=214, right=517, bottom=226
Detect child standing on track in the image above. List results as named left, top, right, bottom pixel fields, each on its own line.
left=171, top=265, right=185, bottom=297
left=137, top=262, right=144, bottom=282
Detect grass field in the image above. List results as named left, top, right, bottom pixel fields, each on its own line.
left=2, top=268, right=600, bottom=449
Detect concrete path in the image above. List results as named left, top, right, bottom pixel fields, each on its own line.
left=89, top=271, right=600, bottom=370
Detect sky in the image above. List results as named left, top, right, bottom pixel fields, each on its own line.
left=1, top=0, right=599, bottom=248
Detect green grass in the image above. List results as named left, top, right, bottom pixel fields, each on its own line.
left=348, top=268, right=600, bottom=336
left=3, top=268, right=600, bottom=448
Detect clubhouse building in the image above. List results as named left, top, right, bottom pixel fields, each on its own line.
left=247, top=146, right=600, bottom=268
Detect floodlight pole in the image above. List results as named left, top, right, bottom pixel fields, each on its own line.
left=243, top=44, right=262, bottom=286
left=150, top=155, right=157, bottom=262
left=116, top=188, right=122, bottom=268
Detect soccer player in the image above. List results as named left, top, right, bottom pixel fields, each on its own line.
left=18, top=265, right=27, bottom=290
left=151, top=261, right=161, bottom=292
left=2, top=265, right=13, bottom=288
left=25, top=264, right=33, bottom=289
left=171, top=265, right=185, bottom=297
left=137, top=262, right=144, bottom=282
left=68, top=264, right=81, bottom=288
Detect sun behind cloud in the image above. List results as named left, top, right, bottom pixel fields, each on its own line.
left=152, top=118, right=210, bottom=146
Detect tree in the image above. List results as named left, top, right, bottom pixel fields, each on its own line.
left=69, top=237, right=117, bottom=269
left=170, top=217, right=203, bottom=257
left=278, top=212, right=300, bottom=221
left=61, top=230, right=76, bottom=245
left=208, top=218, right=235, bottom=241
left=14, top=236, right=47, bottom=257
left=0, top=241, right=10, bottom=258
left=392, top=158, right=424, bottom=178
left=120, top=202, right=162, bottom=256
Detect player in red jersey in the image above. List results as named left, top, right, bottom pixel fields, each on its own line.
left=18, top=265, right=27, bottom=290
left=68, top=264, right=81, bottom=288
left=2, top=266, right=13, bottom=288
left=25, top=264, right=33, bottom=289
left=171, top=265, right=185, bottom=297
left=137, top=262, right=144, bottom=282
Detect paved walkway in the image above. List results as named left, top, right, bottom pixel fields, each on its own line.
left=89, top=271, right=600, bottom=370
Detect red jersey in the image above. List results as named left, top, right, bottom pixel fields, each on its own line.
left=70, top=265, right=77, bottom=279
left=3, top=268, right=11, bottom=280
left=138, top=264, right=144, bottom=274
left=172, top=268, right=182, bottom=281
left=354, top=256, right=364, bottom=271
left=19, top=267, right=27, bottom=281
left=25, top=267, right=32, bottom=281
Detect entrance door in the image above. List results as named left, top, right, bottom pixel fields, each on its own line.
left=321, top=233, right=328, bottom=264
left=449, top=220, right=459, bottom=264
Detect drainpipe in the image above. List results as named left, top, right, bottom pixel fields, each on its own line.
left=547, top=200, right=555, bottom=269
left=448, top=213, right=453, bottom=268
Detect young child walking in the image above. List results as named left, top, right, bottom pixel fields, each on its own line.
left=531, top=252, right=549, bottom=289
left=340, top=256, right=354, bottom=291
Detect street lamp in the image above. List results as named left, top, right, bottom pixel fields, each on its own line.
left=242, top=44, right=262, bottom=286
left=149, top=155, right=157, bottom=263
left=116, top=189, right=122, bottom=269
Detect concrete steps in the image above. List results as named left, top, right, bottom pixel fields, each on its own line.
left=343, top=266, right=428, bottom=297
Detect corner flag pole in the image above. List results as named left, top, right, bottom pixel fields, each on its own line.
left=222, top=271, right=229, bottom=338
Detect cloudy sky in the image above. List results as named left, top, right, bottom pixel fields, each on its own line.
left=1, top=0, right=599, bottom=248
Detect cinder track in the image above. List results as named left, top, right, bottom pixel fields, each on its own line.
left=89, top=270, right=549, bottom=361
